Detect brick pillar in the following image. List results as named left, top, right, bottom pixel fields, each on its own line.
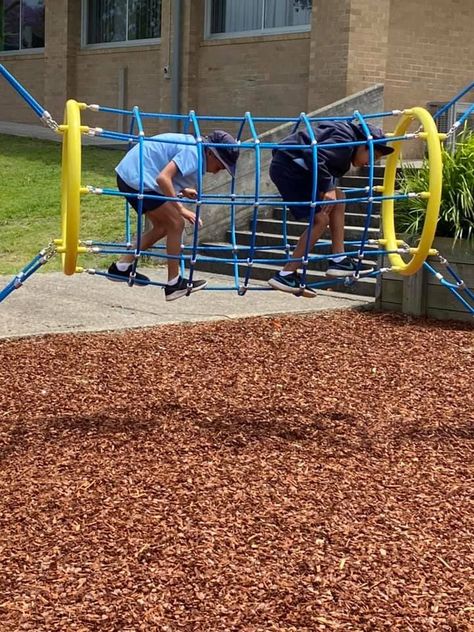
left=308, top=0, right=390, bottom=111
left=158, top=0, right=202, bottom=132
left=345, top=0, right=390, bottom=97
left=308, top=0, right=352, bottom=110
left=43, top=0, right=81, bottom=122
left=158, top=0, right=173, bottom=129
left=180, top=0, right=202, bottom=117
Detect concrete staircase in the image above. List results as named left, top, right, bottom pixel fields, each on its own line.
left=195, top=166, right=385, bottom=297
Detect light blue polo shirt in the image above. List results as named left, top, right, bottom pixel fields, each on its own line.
left=115, top=133, right=201, bottom=193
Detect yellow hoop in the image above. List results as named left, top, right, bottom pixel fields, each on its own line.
left=381, top=107, right=442, bottom=276
left=59, top=99, right=82, bottom=275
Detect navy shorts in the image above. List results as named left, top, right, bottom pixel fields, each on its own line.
left=116, top=174, right=166, bottom=213
left=269, top=157, right=336, bottom=220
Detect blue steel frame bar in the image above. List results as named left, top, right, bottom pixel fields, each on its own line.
left=423, top=261, right=474, bottom=315
left=298, top=112, right=319, bottom=292
left=128, top=105, right=146, bottom=286
left=0, top=64, right=45, bottom=117
left=241, top=111, right=262, bottom=293
left=352, top=109, right=377, bottom=277
left=431, top=82, right=474, bottom=122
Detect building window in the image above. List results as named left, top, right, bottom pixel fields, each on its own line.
left=84, top=0, right=161, bottom=46
left=208, top=0, right=312, bottom=37
left=0, top=0, right=45, bottom=52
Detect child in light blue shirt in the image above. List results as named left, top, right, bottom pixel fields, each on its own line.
left=116, top=133, right=201, bottom=194
left=109, top=130, right=239, bottom=301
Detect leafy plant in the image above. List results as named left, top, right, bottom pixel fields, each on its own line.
left=395, top=128, right=474, bottom=243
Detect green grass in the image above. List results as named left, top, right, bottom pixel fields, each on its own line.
left=0, top=134, right=133, bottom=274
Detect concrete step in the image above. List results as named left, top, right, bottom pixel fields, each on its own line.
left=194, top=257, right=377, bottom=298
left=357, top=165, right=387, bottom=179
left=202, top=242, right=378, bottom=273
left=228, top=232, right=381, bottom=260
left=271, top=208, right=380, bottom=228
left=340, top=175, right=384, bottom=190
left=254, top=218, right=379, bottom=241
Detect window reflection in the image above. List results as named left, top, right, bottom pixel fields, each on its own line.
left=1, top=0, right=44, bottom=51
left=86, top=0, right=162, bottom=45
left=3, top=0, right=20, bottom=51
left=22, top=0, right=45, bottom=48
left=210, top=0, right=312, bottom=35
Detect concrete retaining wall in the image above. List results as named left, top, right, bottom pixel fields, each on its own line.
left=376, top=238, right=474, bottom=322
left=197, top=84, right=384, bottom=243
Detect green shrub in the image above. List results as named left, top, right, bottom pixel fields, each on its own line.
left=396, top=128, right=474, bottom=243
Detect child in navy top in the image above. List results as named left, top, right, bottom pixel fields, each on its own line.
left=268, top=121, right=393, bottom=296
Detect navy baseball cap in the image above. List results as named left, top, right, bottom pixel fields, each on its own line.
left=207, top=130, right=240, bottom=176
left=355, top=123, right=394, bottom=155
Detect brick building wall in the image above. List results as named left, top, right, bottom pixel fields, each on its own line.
left=75, top=47, right=164, bottom=134
left=196, top=34, right=310, bottom=132
left=384, top=0, right=474, bottom=113
left=309, top=0, right=352, bottom=107
left=0, top=0, right=472, bottom=139
left=0, top=55, right=45, bottom=124
left=345, top=0, right=390, bottom=97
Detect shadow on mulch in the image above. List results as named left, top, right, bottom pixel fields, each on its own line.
left=0, top=413, right=163, bottom=461
left=398, top=421, right=474, bottom=442
left=195, top=408, right=389, bottom=459
left=2, top=406, right=387, bottom=466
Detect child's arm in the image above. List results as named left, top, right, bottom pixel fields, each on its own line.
left=156, top=161, right=202, bottom=226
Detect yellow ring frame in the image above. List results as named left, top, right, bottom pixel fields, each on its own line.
left=381, top=107, right=442, bottom=276
left=59, top=99, right=82, bottom=275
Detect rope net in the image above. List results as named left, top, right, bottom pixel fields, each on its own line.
left=61, top=101, right=442, bottom=292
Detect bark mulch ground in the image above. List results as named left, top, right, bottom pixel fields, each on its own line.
left=0, top=310, right=473, bottom=632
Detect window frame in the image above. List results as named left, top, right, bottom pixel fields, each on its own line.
left=81, top=0, right=162, bottom=50
left=0, top=0, right=45, bottom=55
left=204, top=0, right=312, bottom=40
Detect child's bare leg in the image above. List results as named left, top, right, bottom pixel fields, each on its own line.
left=117, top=203, right=184, bottom=281
left=328, top=188, right=346, bottom=257
left=164, top=218, right=185, bottom=282
left=282, top=209, right=330, bottom=273
left=118, top=220, right=166, bottom=265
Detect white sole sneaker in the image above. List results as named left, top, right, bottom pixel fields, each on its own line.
left=165, top=279, right=208, bottom=301
left=267, top=277, right=317, bottom=298
left=325, top=266, right=374, bottom=278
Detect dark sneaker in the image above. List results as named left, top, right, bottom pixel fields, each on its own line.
left=267, top=272, right=317, bottom=298
left=165, top=276, right=208, bottom=301
left=107, top=262, right=150, bottom=285
left=326, top=257, right=374, bottom=278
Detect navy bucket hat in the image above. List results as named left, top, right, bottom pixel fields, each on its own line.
left=206, top=130, right=240, bottom=176
left=355, top=123, right=394, bottom=156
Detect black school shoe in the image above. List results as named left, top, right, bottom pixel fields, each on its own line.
left=165, top=276, right=208, bottom=301
left=326, top=257, right=374, bottom=278
left=107, top=262, right=150, bottom=285
left=267, top=271, right=317, bottom=298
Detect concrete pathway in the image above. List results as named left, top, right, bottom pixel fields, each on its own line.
left=0, top=271, right=373, bottom=339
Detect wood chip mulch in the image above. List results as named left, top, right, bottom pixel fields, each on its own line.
left=0, top=310, right=473, bottom=632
